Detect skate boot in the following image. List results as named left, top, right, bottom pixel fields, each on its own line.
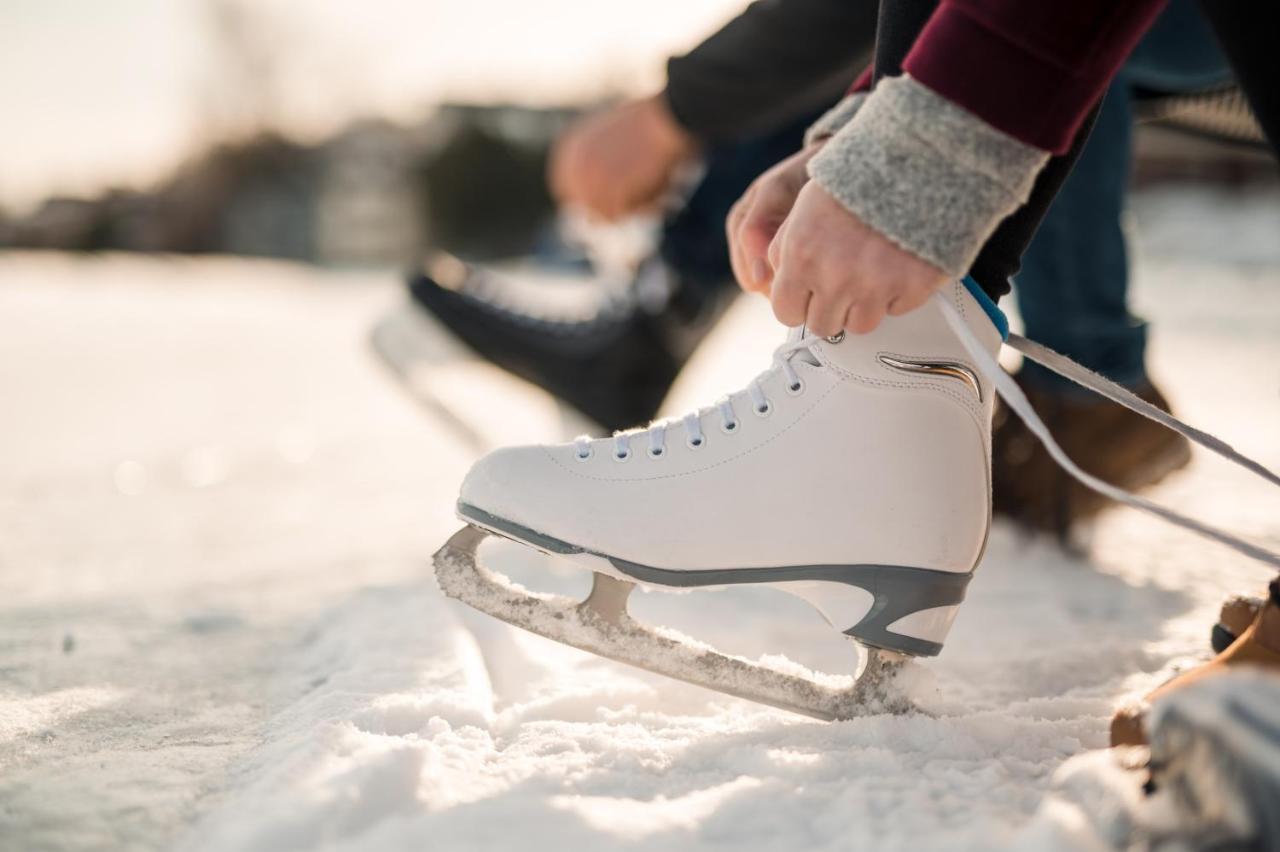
left=435, top=280, right=1005, bottom=718
left=378, top=250, right=734, bottom=432
left=1111, top=577, right=1280, bottom=747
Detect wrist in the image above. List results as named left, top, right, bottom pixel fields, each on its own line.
left=647, top=93, right=698, bottom=161
left=808, top=76, right=1048, bottom=275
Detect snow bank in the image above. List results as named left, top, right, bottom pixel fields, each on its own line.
left=5, top=185, right=1279, bottom=852
left=183, top=525, right=1220, bottom=852
left=181, top=588, right=495, bottom=852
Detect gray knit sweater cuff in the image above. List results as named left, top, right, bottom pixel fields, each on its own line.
left=807, top=75, right=1049, bottom=275
left=803, top=93, right=866, bottom=148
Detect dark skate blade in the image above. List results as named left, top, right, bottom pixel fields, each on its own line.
left=432, top=525, right=916, bottom=721
left=370, top=306, right=597, bottom=450
left=369, top=307, right=490, bottom=452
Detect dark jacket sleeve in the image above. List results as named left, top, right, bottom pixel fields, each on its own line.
left=664, top=0, right=877, bottom=143
left=903, top=0, right=1169, bottom=153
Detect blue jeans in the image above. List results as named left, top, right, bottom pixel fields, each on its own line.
left=1014, top=0, right=1232, bottom=393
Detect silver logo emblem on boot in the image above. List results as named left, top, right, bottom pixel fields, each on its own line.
left=877, top=355, right=983, bottom=401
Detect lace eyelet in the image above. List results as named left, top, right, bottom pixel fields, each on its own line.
left=575, top=447, right=593, bottom=462
left=686, top=436, right=705, bottom=450
left=754, top=400, right=772, bottom=417
left=826, top=331, right=845, bottom=344
left=614, top=448, right=631, bottom=462
left=720, top=420, right=739, bottom=434
left=647, top=447, right=665, bottom=459
left=786, top=379, right=805, bottom=396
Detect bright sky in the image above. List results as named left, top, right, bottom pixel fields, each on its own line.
left=0, top=0, right=746, bottom=212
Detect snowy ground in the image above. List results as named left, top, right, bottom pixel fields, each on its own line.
left=1, top=185, right=1278, bottom=851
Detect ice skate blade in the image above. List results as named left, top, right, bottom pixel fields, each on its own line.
left=369, top=307, right=489, bottom=452
left=433, top=525, right=917, bottom=721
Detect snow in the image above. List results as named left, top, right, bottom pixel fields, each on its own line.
left=1, top=185, right=1278, bottom=851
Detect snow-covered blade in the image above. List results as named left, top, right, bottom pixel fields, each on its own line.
left=433, top=524, right=915, bottom=721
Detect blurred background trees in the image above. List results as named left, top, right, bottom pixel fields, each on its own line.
left=0, top=0, right=1272, bottom=267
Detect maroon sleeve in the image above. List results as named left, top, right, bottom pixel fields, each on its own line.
left=903, top=0, right=1168, bottom=154
left=848, top=65, right=873, bottom=94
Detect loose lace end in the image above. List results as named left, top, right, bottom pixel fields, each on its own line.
left=935, top=292, right=1280, bottom=570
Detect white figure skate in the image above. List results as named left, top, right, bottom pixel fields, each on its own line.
left=435, top=280, right=1003, bottom=718
left=433, top=270, right=1280, bottom=719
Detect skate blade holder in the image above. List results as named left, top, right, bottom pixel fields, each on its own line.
left=433, top=525, right=916, bottom=721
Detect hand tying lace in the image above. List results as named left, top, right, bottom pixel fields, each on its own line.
left=573, top=334, right=818, bottom=462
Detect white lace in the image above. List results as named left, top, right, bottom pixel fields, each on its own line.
left=572, top=292, right=1280, bottom=573
left=937, top=293, right=1280, bottom=570
left=573, top=334, right=815, bottom=462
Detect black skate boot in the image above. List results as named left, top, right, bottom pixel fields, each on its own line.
left=383, top=105, right=824, bottom=432
left=401, top=250, right=734, bottom=432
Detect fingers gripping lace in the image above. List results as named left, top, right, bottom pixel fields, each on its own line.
left=936, top=293, right=1280, bottom=570
left=573, top=336, right=815, bottom=462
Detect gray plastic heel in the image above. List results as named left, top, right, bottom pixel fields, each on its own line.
left=457, top=502, right=974, bottom=657
left=837, top=565, right=972, bottom=657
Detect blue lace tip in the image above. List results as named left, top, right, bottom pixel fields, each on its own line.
left=961, top=276, right=1009, bottom=341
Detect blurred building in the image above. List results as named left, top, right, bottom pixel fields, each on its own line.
left=0, top=103, right=577, bottom=268
left=315, top=121, right=422, bottom=266
left=0, top=97, right=1270, bottom=266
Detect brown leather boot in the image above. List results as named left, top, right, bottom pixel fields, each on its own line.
left=992, top=375, right=1191, bottom=539
left=1111, top=578, right=1280, bottom=747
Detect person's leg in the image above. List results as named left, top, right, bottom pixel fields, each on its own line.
left=987, top=1, right=1245, bottom=538
left=1014, top=84, right=1144, bottom=392
left=1015, top=0, right=1233, bottom=394
left=1127, top=0, right=1235, bottom=91
left=1106, top=5, right=1280, bottom=744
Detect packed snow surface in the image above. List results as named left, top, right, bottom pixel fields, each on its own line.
left=1, top=185, right=1278, bottom=851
